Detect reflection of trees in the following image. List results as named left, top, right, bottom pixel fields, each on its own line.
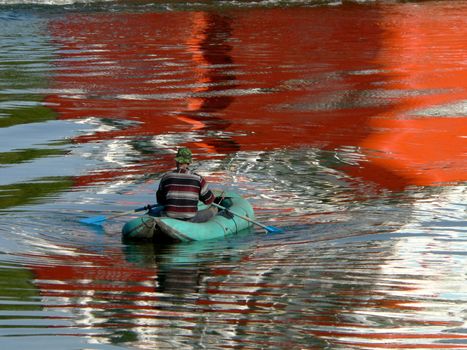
left=0, top=266, right=39, bottom=311
left=0, top=33, right=57, bottom=128
left=0, top=20, right=70, bottom=209
left=0, top=177, right=73, bottom=209
left=0, top=106, right=56, bottom=128
left=0, top=149, right=66, bottom=165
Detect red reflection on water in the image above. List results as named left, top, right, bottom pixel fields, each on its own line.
left=345, top=3, right=467, bottom=189
left=46, top=12, right=210, bottom=148
left=29, top=251, right=156, bottom=296
left=46, top=11, right=238, bottom=148
left=46, top=3, right=466, bottom=191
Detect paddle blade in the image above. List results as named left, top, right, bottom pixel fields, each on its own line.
left=79, top=215, right=107, bottom=226
left=265, top=226, right=284, bottom=234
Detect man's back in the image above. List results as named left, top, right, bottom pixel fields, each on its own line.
left=157, top=168, right=214, bottom=219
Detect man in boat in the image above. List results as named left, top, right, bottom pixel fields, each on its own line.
left=156, top=147, right=218, bottom=222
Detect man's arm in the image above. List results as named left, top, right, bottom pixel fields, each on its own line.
left=156, top=179, right=167, bottom=205
left=199, top=177, right=214, bottom=205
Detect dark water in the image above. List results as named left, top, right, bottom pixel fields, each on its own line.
left=0, top=0, right=466, bottom=349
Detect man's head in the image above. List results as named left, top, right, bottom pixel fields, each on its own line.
left=175, top=147, right=192, bottom=165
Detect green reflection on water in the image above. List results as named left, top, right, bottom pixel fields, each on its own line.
left=0, top=105, right=57, bottom=128
left=0, top=148, right=66, bottom=165
left=0, top=177, right=73, bottom=210
left=0, top=40, right=57, bottom=128
left=0, top=55, right=71, bottom=208
left=0, top=265, right=39, bottom=311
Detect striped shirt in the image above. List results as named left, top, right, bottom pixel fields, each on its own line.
left=156, top=168, right=214, bottom=219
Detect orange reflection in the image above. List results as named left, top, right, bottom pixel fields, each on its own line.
left=46, top=3, right=466, bottom=191
left=30, top=250, right=156, bottom=296
left=175, top=11, right=239, bottom=155
left=347, top=2, right=467, bottom=189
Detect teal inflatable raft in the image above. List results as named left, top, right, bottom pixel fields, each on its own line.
left=122, top=192, right=254, bottom=243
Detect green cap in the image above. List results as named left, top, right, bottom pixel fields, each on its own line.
left=175, top=147, right=192, bottom=164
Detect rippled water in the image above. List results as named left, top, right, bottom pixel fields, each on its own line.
left=0, top=0, right=466, bottom=349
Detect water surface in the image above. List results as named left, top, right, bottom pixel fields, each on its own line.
left=0, top=1, right=466, bottom=349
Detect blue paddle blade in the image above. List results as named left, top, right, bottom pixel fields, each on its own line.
left=265, top=226, right=284, bottom=234
left=79, top=215, right=107, bottom=225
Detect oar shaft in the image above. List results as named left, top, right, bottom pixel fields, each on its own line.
left=103, top=204, right=157, bottom=220
left=80, top=204, right=161, bottom=225
left=212, top=202, right=268, bottom=230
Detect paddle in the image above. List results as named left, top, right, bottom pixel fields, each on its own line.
left=79, top=204, right=163, bottom=226
left=212, top=202, right=284, bottom=234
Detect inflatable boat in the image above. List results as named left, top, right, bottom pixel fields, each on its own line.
left=122, top=191, right=254, bottom=243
